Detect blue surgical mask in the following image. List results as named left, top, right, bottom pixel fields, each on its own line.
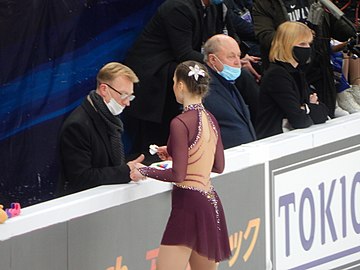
left=214, top=55, right=241, bottom=81
left=210, top=0, right=223, bottom=5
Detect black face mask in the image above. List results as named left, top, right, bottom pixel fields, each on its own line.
left=292, top=46, right=311, bottom=65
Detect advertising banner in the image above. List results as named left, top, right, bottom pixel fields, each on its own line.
left=271, top=145, right=360, bottom=270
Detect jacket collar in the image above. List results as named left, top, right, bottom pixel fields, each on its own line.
left=81, top=96, right=116, bottom=164
left=207, top=65, right=253, bottom=121
left=273, top=60, right=299, bottom=73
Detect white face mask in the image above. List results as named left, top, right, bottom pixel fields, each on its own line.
left=105, top=91, right=126, bottom=115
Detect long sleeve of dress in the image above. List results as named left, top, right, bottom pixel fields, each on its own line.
left=138, top=110, right=225, bottom=182
left=138, top=117, right=189, bottom=183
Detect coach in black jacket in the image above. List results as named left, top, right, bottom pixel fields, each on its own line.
left=58, top=63, right=144, bottom=196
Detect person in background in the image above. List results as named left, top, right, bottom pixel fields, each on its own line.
left=256, top=22, right=329, bottom=139
left=203, top=34, right=257, bottom=148
left=330, top=40, right=360, bottom=115
left=124, top=0, right=260, bottom=155
left=124, top=0, right=237, bottom=155
left=58, top=62, right=144, bottom=196
left=130, top=61, right=231, bottom=269
left=340, top=39, right=360, bottom=106
left=252, top=0, right=356, bottom=118
left=234, top=0, right=253, bottom=11
left=225, top=0, right=261, bottom=57
left=347, top=58, right=360, bottom=86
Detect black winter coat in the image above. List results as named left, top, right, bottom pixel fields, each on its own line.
left=58, top=98, right=131, bottom=196
left=256, top=62, right=329, bottom=139
left=125, top=0, right=236, bottom=123
left=252, top=0, right=355, bottom=117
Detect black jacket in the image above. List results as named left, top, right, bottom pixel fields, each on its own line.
left=204, top=67, right=257, bottom=149
left=256, top=62, right=329, bottom=139
left=58, top=98, right=131, bottom=196
left=125, top=0, right=236, bottom=123
left=252, top=0, right=355, bottom=117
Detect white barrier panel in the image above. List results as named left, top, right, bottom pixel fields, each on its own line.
left=1, top=113, right=360, bottom=270
left=273, top=146, right=360, bottom=270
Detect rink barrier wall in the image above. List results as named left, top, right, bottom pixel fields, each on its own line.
left=1, top=113, right=360, bottom=270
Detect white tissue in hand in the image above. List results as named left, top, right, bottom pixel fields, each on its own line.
left=149, top=144, right=159, bottom=155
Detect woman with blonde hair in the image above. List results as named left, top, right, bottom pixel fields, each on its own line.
left=256, top=21, right=329, bottom=139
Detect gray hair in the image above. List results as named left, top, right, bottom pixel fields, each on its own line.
left=203, top=35, right=224, bottom=62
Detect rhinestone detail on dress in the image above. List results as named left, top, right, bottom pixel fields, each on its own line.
left=175, top=184, right=221, bottom=231
left=183, top=103, right=218, bottom=150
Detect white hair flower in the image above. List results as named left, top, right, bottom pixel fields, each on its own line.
left=188, top=64, right=205, bottom=81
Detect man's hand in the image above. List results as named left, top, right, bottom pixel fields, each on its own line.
left=130, top=165, right=146, bottom=182
left=127, top=154, right=146, bottom=182
left=127, top=154, right=145, bottom=171
left=241, top=54, right=262, bottom=82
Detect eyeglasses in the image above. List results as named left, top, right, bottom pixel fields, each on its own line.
left=101, top=83, right=135, bottom=101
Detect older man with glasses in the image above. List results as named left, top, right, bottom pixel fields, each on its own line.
left=57, top=62, right=145, bottom=196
